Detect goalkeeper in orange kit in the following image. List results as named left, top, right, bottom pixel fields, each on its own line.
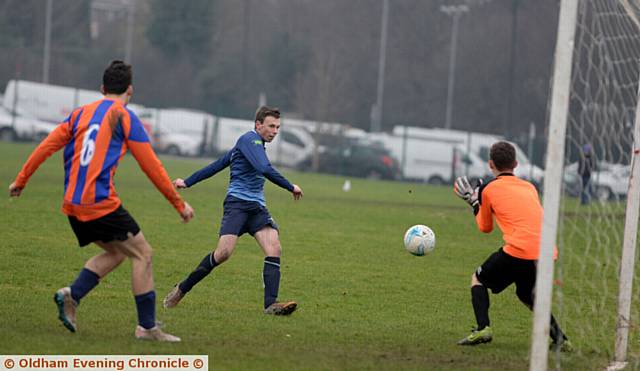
left=453, top=141, right=571, bottom=352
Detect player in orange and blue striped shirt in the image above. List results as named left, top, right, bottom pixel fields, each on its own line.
left=9, top=60, right=194, bottom=342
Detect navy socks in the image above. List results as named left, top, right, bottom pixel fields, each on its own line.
left=179, top=253, right=217, bottom=294
left=69, top=268, right=100, bottom=304
left=263, top=256, right=281, bottom=308
left=134, top=291, right=156, bottom=329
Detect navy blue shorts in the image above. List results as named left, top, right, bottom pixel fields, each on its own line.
left=219, top=195, right=279, bottom=236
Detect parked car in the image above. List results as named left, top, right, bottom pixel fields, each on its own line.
left=155, top=132, right=202, bottom=156
left=0, top=106, right=56, bottom=142
left=298, top=138, right=401, bottom=180
left=564, top=161, right=630, bottom=201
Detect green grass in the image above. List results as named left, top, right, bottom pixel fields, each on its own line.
left=0, top=141, right=636, bottom=370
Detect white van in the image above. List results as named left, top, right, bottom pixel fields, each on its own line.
left=382, top=126, right=543, bottom=186
left=368, top=128, right=488, bottom=184
left=2, top=79, right=153, bottom=140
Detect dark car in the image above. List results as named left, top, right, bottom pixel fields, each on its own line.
left=298, top=139, right=400, bottom=180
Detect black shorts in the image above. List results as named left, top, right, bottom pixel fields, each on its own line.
left=475, top=247, right=537, bottom=295
left=68, top=205, right=141, bottom=247
left=219, top=195, right=279, bottom=237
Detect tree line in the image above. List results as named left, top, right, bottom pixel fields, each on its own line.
left=0, top=0, right=560, bottom=164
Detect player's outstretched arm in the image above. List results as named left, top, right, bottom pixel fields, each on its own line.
left=292, top=184, right=303, bottom=200
left=124, top=110, right=193, bottom=221
left=181, top=150, right=232, bottom=188
left=11, top=122, right=73, bottom=194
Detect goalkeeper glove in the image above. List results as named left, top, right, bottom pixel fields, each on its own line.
left=453, top=176, right=482, bottom=212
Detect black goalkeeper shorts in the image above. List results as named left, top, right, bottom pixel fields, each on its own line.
left=68, top=205, right=141, bottom=247
left=475, top=247, right=537, bottom=295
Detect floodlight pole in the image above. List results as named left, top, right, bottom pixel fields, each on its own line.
left=441, top=5, right=468, bottom=130
left=43, top=0, right=53, bottom=84
left=124, top=0, right=135, bottom=63
left=371, top=0, right=389, bottom=133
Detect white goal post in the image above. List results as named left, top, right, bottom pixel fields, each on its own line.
left=614, top=98, right=640, bottom=364
left=530, top=0, right=640, bottom=370
left=530, top=1, right=580, bottom=370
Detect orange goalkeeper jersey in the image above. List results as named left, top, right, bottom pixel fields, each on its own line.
left=475, top=174, right=557, bottom=260
left=14, top=98, right=185, bottom=221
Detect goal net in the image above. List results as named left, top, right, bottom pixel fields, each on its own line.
left=540, top=0, right=640, bottom=369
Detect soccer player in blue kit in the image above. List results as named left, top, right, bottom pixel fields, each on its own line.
left=163, top=106, right=303, bottom=315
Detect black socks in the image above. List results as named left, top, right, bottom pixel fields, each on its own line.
left=471, top=285, right=490, bottom=330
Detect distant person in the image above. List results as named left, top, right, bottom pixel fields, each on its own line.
left=9, top=60, right=194, bottom=341
left=578, top=143, right=594, bottom=205
left=163, top=106, right=303, bottom=315
left=453, top=141, right=571, bottom=351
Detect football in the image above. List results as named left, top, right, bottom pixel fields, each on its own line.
left=403, top=225, right=436, bottom=256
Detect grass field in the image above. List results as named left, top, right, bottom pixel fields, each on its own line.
left=0, top=141, right=636, bottom=370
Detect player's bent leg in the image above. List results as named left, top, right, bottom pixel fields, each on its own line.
left=65, top=241, right=125, bottom=309
left=164, top=235, right=238, bottom=309
left=118, top=232, right=154, bottom=295
left=213, top=234, right=239, bottom=264
left=108, top=232, right=180, bottom=341
left=89, top=241, right=127, bottom=277
left=53, top=239, right=136, bottom=333
left=514, top=269, right=572, bottom=351
left=458, top=273, right=492, bottom=345
left=470, top=274, right=490, bottom=330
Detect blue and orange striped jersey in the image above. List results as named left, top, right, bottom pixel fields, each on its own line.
left=14, top=98, right=185, bottom=221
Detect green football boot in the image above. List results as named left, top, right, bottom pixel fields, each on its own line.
left=550, top=338, right=574, bottom=353
left=457, top=326, right=493, bottom=345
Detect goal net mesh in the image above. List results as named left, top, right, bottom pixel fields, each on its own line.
left=553, top=0, right=639, bottom=368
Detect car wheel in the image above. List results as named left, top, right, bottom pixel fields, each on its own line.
left=366, top=169, right=383, bottom=180
left=428, top=176, right=446, bottom=185
left=0, top=127, right=16, bottom=142
left=166, top=145, right=181, bottom=156
left=33, top=132, right=48, bottom=142
left=595, top=186, right=612, bottom=203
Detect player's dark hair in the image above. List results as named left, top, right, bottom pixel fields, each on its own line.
left=103, top=60, right=132, bottom=95
left=255, top=106, right=280, bottom=124
left=490, top=141, right=517, bottom=171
